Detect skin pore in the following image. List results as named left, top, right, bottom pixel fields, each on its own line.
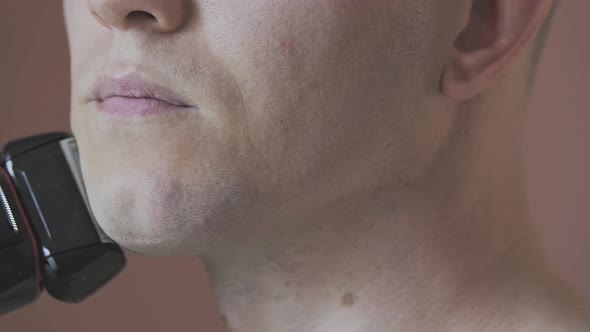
left=64, top=0, right=590, bottom=331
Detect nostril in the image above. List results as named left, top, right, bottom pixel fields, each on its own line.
left=127, top=10, right=156, bottom=21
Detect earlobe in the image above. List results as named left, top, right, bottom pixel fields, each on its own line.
left=441, top=0, right=554, bottom=101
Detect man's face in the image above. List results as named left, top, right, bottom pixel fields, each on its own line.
left=64, top=0, right=450, bottom=255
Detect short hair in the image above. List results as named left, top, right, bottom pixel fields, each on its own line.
left=526, top=1, right=558, bottom=87
left=531, top=2, right=559, bottom=66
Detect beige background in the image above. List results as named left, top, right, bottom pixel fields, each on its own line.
left=1, top=1, right=588, bottom=331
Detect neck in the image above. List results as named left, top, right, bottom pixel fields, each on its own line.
left=202, top=97, right=589, bottom=332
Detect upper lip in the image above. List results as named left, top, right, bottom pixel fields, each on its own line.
left=90, top=75, right=192, bottom=107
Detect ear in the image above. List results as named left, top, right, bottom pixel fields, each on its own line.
left=441, top=0, right=554, bottom=100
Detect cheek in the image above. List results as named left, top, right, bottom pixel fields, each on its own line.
left=65, top=3, right=111, bottom=90
left=216, top=0, right=425, bottom=194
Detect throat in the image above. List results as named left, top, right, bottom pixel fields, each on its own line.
left=205, top=196, right=557, bottom=332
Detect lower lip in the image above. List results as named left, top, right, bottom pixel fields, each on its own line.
left=96, top=96, right=194, bottom=118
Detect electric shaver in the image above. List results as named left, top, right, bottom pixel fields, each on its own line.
left=0, top=132, right=126, bottom=315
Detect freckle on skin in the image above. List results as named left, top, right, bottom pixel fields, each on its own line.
left=341, top=292, right=356, bottom=307
left=279, top=39, right=297, bottom=57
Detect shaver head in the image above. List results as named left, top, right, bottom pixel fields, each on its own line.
left=0, top=133, right=126, bottom=315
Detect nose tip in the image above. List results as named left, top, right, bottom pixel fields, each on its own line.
left=88, top=0, right=188, bottom=32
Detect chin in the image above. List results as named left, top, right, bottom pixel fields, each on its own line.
left=85, top=170, right=248, bottom=256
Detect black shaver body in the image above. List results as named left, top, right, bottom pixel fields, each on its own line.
left=0, top=133, right=125, bottom=315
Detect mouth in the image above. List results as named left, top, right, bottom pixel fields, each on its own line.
left=90, top=76, right=197, bottom=118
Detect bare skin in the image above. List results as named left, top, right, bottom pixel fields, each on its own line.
left=64, top=0, right=590, bottom=331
